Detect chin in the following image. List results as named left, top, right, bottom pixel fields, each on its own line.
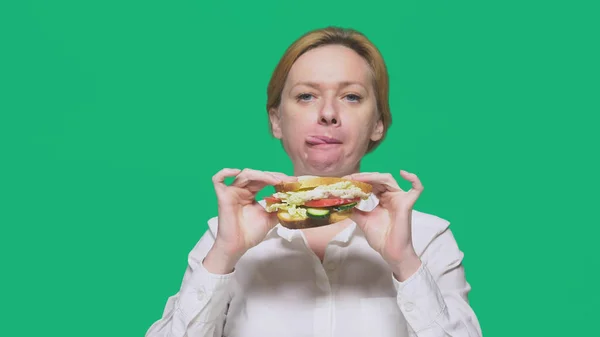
left=303, top=158, right=355, bottom=177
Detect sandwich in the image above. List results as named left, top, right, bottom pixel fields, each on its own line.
left=263, top=176, right=372, bottom=229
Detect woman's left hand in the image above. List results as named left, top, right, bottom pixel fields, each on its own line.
left=343, top=170, right=424, bottom=281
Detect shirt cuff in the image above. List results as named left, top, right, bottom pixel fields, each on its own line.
left=177, top=259, right=235, bottom=324
left=393, top=263, right=446, bottom=332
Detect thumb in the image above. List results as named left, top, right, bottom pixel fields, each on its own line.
left=267, top=210, right=281, bottom=230
left=350, top=208, right=369, bottom=230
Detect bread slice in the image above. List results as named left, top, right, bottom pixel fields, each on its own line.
left=329, top=209, right=352, bottom=223
left=275, top=177, right=372, bottom=193
left=277, top=211, right=328, bottom=229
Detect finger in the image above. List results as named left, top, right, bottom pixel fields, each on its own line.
left=264, top=171, right=297, bottom=182
left=400, top=170, right=424, bottom=197
left=344, top=172, right=403, bottom=193
left=212, top=168, right=242, bottom=186
left=232, top=169, right=283, bottom=188
left=349, top=207, right=369, bottom=230
left=267, top=211, right=282, bottom=230
left=342, top=172, right=375, bottom=179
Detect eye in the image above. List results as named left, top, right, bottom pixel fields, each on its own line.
left=344, top=94, right=362, bottom=102
left=296, top=93, right=315, bottom=102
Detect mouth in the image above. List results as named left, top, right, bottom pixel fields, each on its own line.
left=306, top=135, right=343, bottom=146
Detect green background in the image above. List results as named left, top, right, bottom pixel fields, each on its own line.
left=2, top=0, right=598, bottom=336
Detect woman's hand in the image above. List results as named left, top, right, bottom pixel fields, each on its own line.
left=203, top=168, right=296, bottom=274
left=343, top=170, right=424, bottom=281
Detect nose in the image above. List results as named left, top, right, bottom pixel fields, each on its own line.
left=318, top=99, right=341, bottom=127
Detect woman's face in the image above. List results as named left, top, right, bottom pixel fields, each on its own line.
left=270, top=44, right=384, bottom=177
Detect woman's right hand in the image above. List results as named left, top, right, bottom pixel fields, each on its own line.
left=203, top=168, right=295, bottom=274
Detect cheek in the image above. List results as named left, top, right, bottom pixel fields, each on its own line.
left=280, top=112, right=310, bottom=142
left=348, top=116, right=377, bottom=148
left=350, top=115, right=375, bottom=135
left=281, top=108, right=310, bottom=131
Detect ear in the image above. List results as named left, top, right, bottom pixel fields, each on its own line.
left=269, top=107, right=283, bottom=139
left=370, top=118, right=384, bottom=142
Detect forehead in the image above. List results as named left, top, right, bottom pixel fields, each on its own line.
left=286, top=44, right=373, bottom=88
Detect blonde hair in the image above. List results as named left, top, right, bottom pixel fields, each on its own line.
left=266, top=26, right=392, bottom=153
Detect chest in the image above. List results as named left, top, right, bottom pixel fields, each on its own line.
left=301, top=222, right=350, bottom=261
left=305, top=237, right=328, bottom=261
left=223, top=237, right=407, bottom=337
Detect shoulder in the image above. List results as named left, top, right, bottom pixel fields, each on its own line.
left=410, top=209, right=452, bottom=255
left=411, top=209, right=450, bottom=229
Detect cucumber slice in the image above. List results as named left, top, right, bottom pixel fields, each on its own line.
left=306, top=208, right=330, bottom=218
left=334, top=202, right=357, bottom=212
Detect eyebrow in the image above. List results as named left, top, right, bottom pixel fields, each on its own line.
left=292, top=81, right=367, bottom=90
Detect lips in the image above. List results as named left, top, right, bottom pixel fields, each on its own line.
left=306, top=135, right=343, bottom=145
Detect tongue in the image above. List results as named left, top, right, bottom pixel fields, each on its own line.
left=306, top=136, right=328, bottom=145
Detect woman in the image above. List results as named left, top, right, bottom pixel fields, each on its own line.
left=145, top=27, right=482, bottom=337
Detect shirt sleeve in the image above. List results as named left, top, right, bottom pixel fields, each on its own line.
left=145, top=226, right=234, bottom=337
left=392, top=228, right=483, bottom=337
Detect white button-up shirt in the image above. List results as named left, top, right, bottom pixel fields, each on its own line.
left=145, top=195, right=482, bottom=337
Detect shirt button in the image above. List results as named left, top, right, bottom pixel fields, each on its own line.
left=404, top=302, right=414, bottom=312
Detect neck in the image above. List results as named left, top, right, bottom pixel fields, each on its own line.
left=294, top=162, right=361, bottom=178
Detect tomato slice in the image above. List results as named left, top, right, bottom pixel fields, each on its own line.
left=264, top=196, right=281, bottom=204
left=303, top=198, right=360, bottom=208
